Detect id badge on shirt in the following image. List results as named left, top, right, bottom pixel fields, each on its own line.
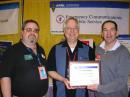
left=38, top=66, right=47, bottom=80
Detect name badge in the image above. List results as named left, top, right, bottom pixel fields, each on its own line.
left=38, top=66, right=47, bottom=80
left=24, top=54, right=33, bottom=60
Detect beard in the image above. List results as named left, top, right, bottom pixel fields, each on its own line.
left=21, top=34, right=38, bottom=47
left=28, top=35, right=37, bottom=44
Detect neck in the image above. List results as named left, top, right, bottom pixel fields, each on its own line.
left=22, top=41, right=37, bottom=54
left=29, top=45, right=37, bottom=54
left=105, top=40, right=117, bottom=51
left=68, top=41, right=77, bottom=48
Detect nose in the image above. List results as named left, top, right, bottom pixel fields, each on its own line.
left=70, top=28, right=74, bottom=32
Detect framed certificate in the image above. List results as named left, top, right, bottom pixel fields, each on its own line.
left=69, top=61, right=100, bottom=86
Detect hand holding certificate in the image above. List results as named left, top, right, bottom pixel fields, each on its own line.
left=69, top=61, right=100, bottom=86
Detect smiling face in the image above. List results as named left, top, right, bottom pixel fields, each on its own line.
left=64, top=19, right=79, bottom=43
left=102, top=21, right=118, bottom=45
left=21, top=22, right=39, bottom=46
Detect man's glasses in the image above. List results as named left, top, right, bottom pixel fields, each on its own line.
left=24, top=28, right=39, bottom=33
left=65, top=27, right=79, bottom=32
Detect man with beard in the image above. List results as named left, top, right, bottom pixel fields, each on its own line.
left=0, top=20, right=48, bottom=97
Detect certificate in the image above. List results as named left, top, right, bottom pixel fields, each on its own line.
left=69, top=61, right=100, bottom=86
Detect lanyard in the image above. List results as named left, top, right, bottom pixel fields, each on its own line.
left=66, top=47, right=77, bottom=79
left=27, top=48, right=41, bottom=65
left=66, top=48, right=77, bottom=62
left=36, top=53, right=41, bottom=65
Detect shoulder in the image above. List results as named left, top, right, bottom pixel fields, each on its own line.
left=51, top=41, right=65, bottom=49
left=37, top=43, right=45, bottom=51
left=95, top=45, right=102, bottom=52
left=12, top=41, right=25, bottom=50
left=118, top=45, right=130, bottom=55
left=5, top=42, right=21, bottom=53
left=78, top=40, right=90, bottom=48
left=2, top=42, right=22, bottom=59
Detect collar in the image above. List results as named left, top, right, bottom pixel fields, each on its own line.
left=20, top=41, right=42, bottom=53
left=100, top=40, right=121, bottom=51
left=62, top=40, right=83, bottom=48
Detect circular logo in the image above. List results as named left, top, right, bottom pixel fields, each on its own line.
left=56, top=15, right=65, bottom=24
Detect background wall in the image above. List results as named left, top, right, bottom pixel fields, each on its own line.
left=0, top=0, right=130, bottom=56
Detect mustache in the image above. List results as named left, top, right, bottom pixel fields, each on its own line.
left=28, top=35, right=37, bottom=43
left=28, top=34, right=36, bottom=37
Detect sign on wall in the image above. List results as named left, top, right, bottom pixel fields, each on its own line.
left=118, top=35, right=130, bottom=52
left=50, top=1, right=129, bottom=35
left=0, top=2, right=19, bottom=35
left=0, top=41, right=12, bottom=64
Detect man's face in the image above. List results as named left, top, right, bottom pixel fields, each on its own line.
left=102, top=22, right=118, bottom=44
left=21, top=22, right=39, bottom=45
left=64, top=19, right=79, bottom=43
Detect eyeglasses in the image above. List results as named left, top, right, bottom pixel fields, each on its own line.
left=65, top=27, right=79, bottom=32
left=24, top=28, right=39, bottom=33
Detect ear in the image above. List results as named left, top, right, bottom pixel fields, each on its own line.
left=116, top=31, right=119, bottom=37
left=101, top=32, right=104, bottom=39
left=63, top=28, right=66, bottom=35
left=20, top=31, right=23, bottom=39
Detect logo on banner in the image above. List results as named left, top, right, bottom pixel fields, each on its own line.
left=56, top=15, right=65, bottom=24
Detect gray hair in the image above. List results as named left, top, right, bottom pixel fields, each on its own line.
left=63, top=17, right=79, bottom=30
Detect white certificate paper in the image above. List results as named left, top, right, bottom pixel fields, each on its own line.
left=69, top=61, right=100, bottom=86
